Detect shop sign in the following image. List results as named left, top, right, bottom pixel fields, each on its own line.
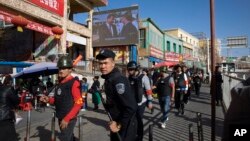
left=150, top=45, right=164, bottom=59
left=164, top=52, right=179, bottom=62
left=29, top=0, right=64, bottom=17
left=183, top=53, right=193, bottom=60
left=0, top=10, right=53, bottom=35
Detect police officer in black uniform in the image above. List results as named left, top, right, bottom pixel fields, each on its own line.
left=127, top=61, right=153, bottom=141
left=96, top=49, right=138, bottom=141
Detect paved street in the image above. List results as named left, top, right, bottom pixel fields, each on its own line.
left=16, top=84, right=224, bottom=141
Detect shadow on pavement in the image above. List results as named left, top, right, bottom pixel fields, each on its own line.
left=28, top=124, right=59, bottom=141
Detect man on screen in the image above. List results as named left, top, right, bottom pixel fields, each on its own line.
left=119, top=11, right=138, bottom=44
left=98, top=13, right=118, bottom=43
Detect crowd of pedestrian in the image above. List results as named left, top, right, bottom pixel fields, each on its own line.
left=1, top=49, right=229, bottom=141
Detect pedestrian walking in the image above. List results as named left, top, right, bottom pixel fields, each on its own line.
left=0, top=75, right=19, bottom=141
left=40, top=55, right=83, bottom=141
left=173, top=64, right=188, bottom=115
left=81, top=77, right=89, bottom=111
left=96, top=49, right=138, bottom=141
left=193, top=71, right=202, bottom=96
left=154, top=67, right=175, bottom=128
left=182, top=65, right=191, bottom=104
left=89, top=76, right=101, bottom=110
left=127, top=61, right=153, bottom=141
left=214, top=65, right=223, bottom=106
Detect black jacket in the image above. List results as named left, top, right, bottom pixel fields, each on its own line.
left=0, top=85, right=19, bottom=121
left=102, top=68, right=138, bottom=140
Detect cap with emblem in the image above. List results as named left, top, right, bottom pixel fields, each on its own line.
left=96, top=49, right=116, bottom=60
left=57, top=55, right=73, bottom=68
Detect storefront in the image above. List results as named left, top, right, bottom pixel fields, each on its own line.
left=0, top=8, right=59, bottom=62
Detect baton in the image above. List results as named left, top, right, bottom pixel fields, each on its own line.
left=97, top=92, right=122, bottom=141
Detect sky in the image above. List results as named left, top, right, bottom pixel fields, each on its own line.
left=75, top=0, right=250, bottom=57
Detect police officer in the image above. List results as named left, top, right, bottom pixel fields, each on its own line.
left=96, top=49, right=138, bottom=141
left=40, top=55, right=83, bottom=141
left=127, top=61, right=153, bottom=141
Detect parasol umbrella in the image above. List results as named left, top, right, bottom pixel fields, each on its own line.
left=13, top=62, right=58, bottom=78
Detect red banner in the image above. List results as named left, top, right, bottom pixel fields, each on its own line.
left=183, top=53, right=193, bottom=60
left=29, top=0, right=64, bottom=17
left=164, top=52, right=180, bottom=62
left=150, top=45, right=164, bottom=59
left=0, top=10, right=53, bottom=35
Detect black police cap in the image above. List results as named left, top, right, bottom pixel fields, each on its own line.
left=96, top=49, right=116, bottom=60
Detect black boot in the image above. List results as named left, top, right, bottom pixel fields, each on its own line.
left=181, top=108, right=184, bottom=115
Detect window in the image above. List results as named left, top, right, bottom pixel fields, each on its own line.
left=167, top=41, right=170, bottom=51
left=179, top=45, right=182, bottom=54
left=173, top=43, right=176, bottom=52
left=140, top=29, right=146, bottom=48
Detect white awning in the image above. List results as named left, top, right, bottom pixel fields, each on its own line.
left=66, top=32, right=86, bottom=45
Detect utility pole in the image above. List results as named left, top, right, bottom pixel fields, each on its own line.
left=207, top=39, right=211, bottom=83
left=210, top=0, right=216, bottom=141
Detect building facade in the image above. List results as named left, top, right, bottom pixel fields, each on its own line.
left=139, top=18, right=164, bottom=67
left=165, top=28, right=199, bottom=67
left=0, top=0, right=107, bottom=73
left=164, top=33, right=183, bottom=63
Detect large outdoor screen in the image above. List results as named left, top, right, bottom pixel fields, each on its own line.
left=93, top=6, right=139, bottom=47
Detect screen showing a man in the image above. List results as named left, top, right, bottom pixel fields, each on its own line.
left=93, top=6, right=139, bottom=47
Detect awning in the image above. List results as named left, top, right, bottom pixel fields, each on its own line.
left=148, top=56, right=164, bottom=63
left=0, top=61, right=34, bottom=67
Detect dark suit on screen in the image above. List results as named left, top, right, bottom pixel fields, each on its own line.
left=99, top=23, right=118, bottom=44
left=119, top=22, right=138, bottom=44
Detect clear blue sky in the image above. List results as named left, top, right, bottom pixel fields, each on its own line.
left=75, top=0, right=250, bottom=57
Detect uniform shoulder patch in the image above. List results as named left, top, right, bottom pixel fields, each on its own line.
left=115, top=83, right=125, bottom=95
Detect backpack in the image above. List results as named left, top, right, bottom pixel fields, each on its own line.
left=129, top=74, right=145, bottom=103
left=175, top=73, right=185, bottom=88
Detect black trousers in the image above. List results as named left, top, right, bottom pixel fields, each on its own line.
left=110, top=115, right=137, bottom=141
left=175, top=90, right=185, bottom=110
left=136, top=102, right=146, bottom=141
left=0, top=120, right=18, bottom=141
left=194, top=83, right=201, bottom=96
left=58, top=118, right=77, bottom=141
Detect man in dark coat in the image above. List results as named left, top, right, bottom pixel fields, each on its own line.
left=120, top=11, right=138, bottom=44
left=98, top=13, right=118, bottom=44
left=96, top=49, right=138, bottom=141
left=0, top=75, right=19, bottom=141
left=215, top=66, right=223, bottom=106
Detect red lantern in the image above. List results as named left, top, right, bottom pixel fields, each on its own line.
left=11, top=15, right=29, bottom=32
left=52, top=26, right=63, bottom=39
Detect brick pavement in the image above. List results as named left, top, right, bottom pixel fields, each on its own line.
left=16, top=84, right=224, bottom=141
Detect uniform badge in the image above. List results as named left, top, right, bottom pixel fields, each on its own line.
left=57, top=88, right=62, bottom=95
left=116, top=83, right=125, bottom=95
left=100, top=50, right=104, bottom=54
left=130, top=80, right=135, bottom=85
